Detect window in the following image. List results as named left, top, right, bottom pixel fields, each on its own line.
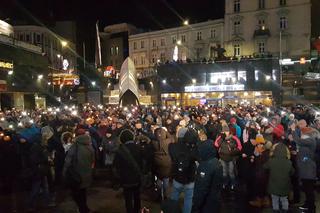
left=141, top=41, right=144, bottom=48
left=280, top=17, right=287, bottom=29
left=160, top=52, right=166, bottom=62
left=19, top=34, right=24, bottom=41
left=258, top=42, right=265, bottom=53
left=110, top=47, right=114, bottom=55
left=26, top=34, right=30, bottom=42
left=280, top=0, right=286, bottom=6
left=211, top=29, right=216, bottom=38
left=172, top=36, right=177, bottom=44
left=258, top=19, right=265, bottom=26
left=161, top=39, right=165, bottom=46
left=258, top=0, right=265, bottom=9
left=115, top=46, right=119, bottom=55
left=196, top=32, right=202, bottom=41
left=238, top=71, right=247, bottom=82
left=210, top=71, right=236, bottom=84
left=152, top=40, right=156, bottom=47
left=133, top=42, right=137, bottom=50
left=234, top=21, right=241, bottom=34
left=134, top=57, right=138, bottom=65
left=152, top=54, right=157, bottom=63
left=36, top=34, right=41, bottom=43
left=234, top=44, right=241, bottom=56
left=181, top=35, right=186, bottom=43
left=141, top=56, right=145, bottom=65
left=234, top=0, right=240, bottom=13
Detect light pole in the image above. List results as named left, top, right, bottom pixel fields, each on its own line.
left=279, top=30, right=283, bottom=105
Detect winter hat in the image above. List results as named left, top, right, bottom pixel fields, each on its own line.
left=119, top=129, right=134, bottom=143
left=230, top=117, right=237, bottom=124
left=255, top=134, right=265, bottom=144
left=177, top=127, right=188, bottom=138
left=222, top=125, right=230, bottom=132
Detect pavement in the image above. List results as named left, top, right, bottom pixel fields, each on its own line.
left=1, top=169, right=320, bottom=213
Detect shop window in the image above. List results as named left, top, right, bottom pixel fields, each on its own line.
left=234, top=0, right=240, bottom=13
left=234, top=44, right=241, bottom=56
left=210, top=71, right=236, bottom=84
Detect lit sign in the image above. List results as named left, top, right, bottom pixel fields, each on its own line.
left=50, top=73, right=80, bottom=86
left=305, top=72, right=320, bottom=80
left=63, top=59, right=69, bottom=71
left=185, top=84, right=245, bottom=92
left=0, top=61, right=13, bottom=69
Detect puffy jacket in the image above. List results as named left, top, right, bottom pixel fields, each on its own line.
left=214, top=135, right=242, bottom=162
left=192, top=141, right=223, bottom=213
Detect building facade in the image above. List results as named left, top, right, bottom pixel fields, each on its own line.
left=224, top=0, right=311, bottom=58
left=129, top=20, right=224, bottom=78
left=13, top=23, right=77, bottom=72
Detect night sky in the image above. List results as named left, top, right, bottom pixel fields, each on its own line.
left=1, top=0, right=225, bottom=62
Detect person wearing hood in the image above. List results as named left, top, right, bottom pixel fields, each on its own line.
left=291, top=122, right=317, bottom=213
left=101, top=128, right=118, bottom=167
left=192, top=140, right=223, bottom=213
left=264, top=143, right=294, bottom=213
left=63, top=133, right=95, bottom=213
left=153, top=127, right=174, bottom=199
left=114, top=129, right=142, bottom=213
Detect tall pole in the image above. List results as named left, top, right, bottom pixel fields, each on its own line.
left=279, top=30, right=283, bottom=105
left=83, top=42, right=86, bottom=69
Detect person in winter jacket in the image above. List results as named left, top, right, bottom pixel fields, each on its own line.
left=268, top=117, right=284, bottom=143
left=192, top=140, right=223, bottom=213
left=114, top=129, right=142, bottom=213
left=63, top=133, right=95, bottom=213
left=229, top=117, right=241, bottom=139
left=153, top=127, right=174, bottom=199
left=101, top=128, right=118, bottom=167
left=291, top=123, right=317, bottom=213
left=264, top=143, right=294, bottom=213
left=242, top=121, right=258, bottom=144
left=169, top=129, right=198, bottom=213
left=214, top=125, right=242, bottom=190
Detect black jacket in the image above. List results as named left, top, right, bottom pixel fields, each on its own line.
left=192, top=141, right=223, bottom=213
left=114, top=141, right=142, bottom=187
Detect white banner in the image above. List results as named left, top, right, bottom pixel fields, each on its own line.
left=185, top=84, right=245, bottom=92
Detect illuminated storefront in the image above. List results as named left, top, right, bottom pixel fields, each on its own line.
left=158, top=58, right=280, bottom=106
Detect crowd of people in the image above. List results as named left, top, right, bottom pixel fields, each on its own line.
left=0, top=103, right=319, bottom=213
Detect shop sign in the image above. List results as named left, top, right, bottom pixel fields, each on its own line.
left=185, top=84, right=245, bottom=92
left=305, top=72, right=320, bottom=80
left=0, top=61, right=13, bottom=69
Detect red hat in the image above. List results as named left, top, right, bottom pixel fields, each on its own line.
left=230, top=117, right=237, bottom=124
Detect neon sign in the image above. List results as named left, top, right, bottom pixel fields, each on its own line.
left=0, top=61, right=13, bottom=69
left=185, top=84, right=245, bottom=92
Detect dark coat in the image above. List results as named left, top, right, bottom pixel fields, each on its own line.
left=264, top=143, right=294, bottom=196
left=293, top=131, right=317, bottom=180
left=192, top=141, right=223, bottom=213
left=63, top=135, right=95, bottom=189
left=114, top=141, right=142, bottom=187
left=29, top=137, right=50, bottom=180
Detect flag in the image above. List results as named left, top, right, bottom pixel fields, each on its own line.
left=95, top=21, right=102, bottom=68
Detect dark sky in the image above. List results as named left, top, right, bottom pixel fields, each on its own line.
left=1, top=0, right=225, bottom=62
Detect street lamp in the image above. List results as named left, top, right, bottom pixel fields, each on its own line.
left=61, top=41, right=68, bottom=47
left=57, top=54, right=61, bottom=58
left=162, top=79, right=167, bottom=84
left=266, top=75, right=271, bottom=81
left=8, top=70, right=13, bottom=75
left=38, top=74, right=43, bottom=80
left=176, top=40, right=182, bottom=46
left=192, top=78, right=196, bottom=84
left=91, top=81, right=96, bottom=86
left=183, top=20, right=189, bottom=26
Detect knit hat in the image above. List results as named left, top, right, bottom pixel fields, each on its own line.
left=222, top=125, right=230, bottom=132
left=119, top=129, right=134, bottom=143
left=255, top=134, right=265, bottom=144
left=230, top=117, right=237, bottom=124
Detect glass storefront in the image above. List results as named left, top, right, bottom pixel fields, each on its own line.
left=161, top=91, right=273, bottom=107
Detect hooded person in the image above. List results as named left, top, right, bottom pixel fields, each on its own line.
left=264, top=143, right=294, bottom=213
left=291, top=123, right=317, bottom=212
left=101, top=128, right=118, bottom=167
left=192, top=140, right=223, bottom=213
left=63, top=134, right=95, bottom=213
left=114, top=129, right=142, bottom=213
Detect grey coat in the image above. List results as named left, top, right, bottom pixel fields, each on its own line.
left=64, top=135, right=95, bottom=188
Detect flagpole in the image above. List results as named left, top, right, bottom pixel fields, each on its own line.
left=83, top=42, right=86, bottom=69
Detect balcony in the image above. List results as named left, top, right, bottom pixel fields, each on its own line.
left=253, top=27, right=271, bottom=38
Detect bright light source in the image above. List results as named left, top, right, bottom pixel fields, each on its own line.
left=8, top=70, right=13, bottom=75
left=55, top=108, right=60, bottom=112
left=61, top=41, right=68, bottom=47
left=266, top=75, right=271, bottom=80
left=162, top=106, right=166, bottom=110
left=176, top=40, right=182, bottom=45
left=124, top=107, right=128, bottom=111
left=192, top=79, right=196, bottom=84
left=9, top=124, right=13, bottom=129
left=29, top=119, right=34, bottom=124
left=91, top=81, right=96, bottom=86
left=18, top=122, right=23, bottom=127
left=22, top=111, right=27, bottom=116
left=127, top=113, right=132, bottom=118
left=183, top=20, right=189, bottom=25
left=0, top=118, right=4, bottom=121
left=162, top=79, right=167, bottom=84
left=230, top=110, right=236, bottom=115
left=57, top=54, right=61, bottom=58
left=71, top=110, right=78, bottom=116
left=244, top=92, right=248, bottom=96
left=38, top=75, right=43, bottom=80
left=266, top=107, right=270, bottom=113
left=48, top=82, right=51, bottom=85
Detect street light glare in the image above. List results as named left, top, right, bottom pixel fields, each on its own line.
left=176, top=40, right=182, bottom=45
left=57, top=54, right=61, bottom=58
left=61, top=41, right=68, bottom=47
left=91, top=81, right=96, bottom=86
left=8, top=70, right=13, bottom=75
left=38, top=74, right=43, bottom=80
left=183, top=20, right=189, bottom=25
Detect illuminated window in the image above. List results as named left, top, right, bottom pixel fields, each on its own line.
left=238, top=71, right=247, bottom=82
left=272, top=70, right=277, bottom=80
left=234, top=44, right=241, bottom=56
left=255, top=70, right=259, bottom=81
left=110, top=47, right=114, bottom=55
left=210, top=72, right=236, bottom=84
left=234, top=0, right=240, bottom=13
left=115, top=46, right=119, bottom=55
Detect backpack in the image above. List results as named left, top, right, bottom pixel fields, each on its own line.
left=173, top=151, right=194, bottom=184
